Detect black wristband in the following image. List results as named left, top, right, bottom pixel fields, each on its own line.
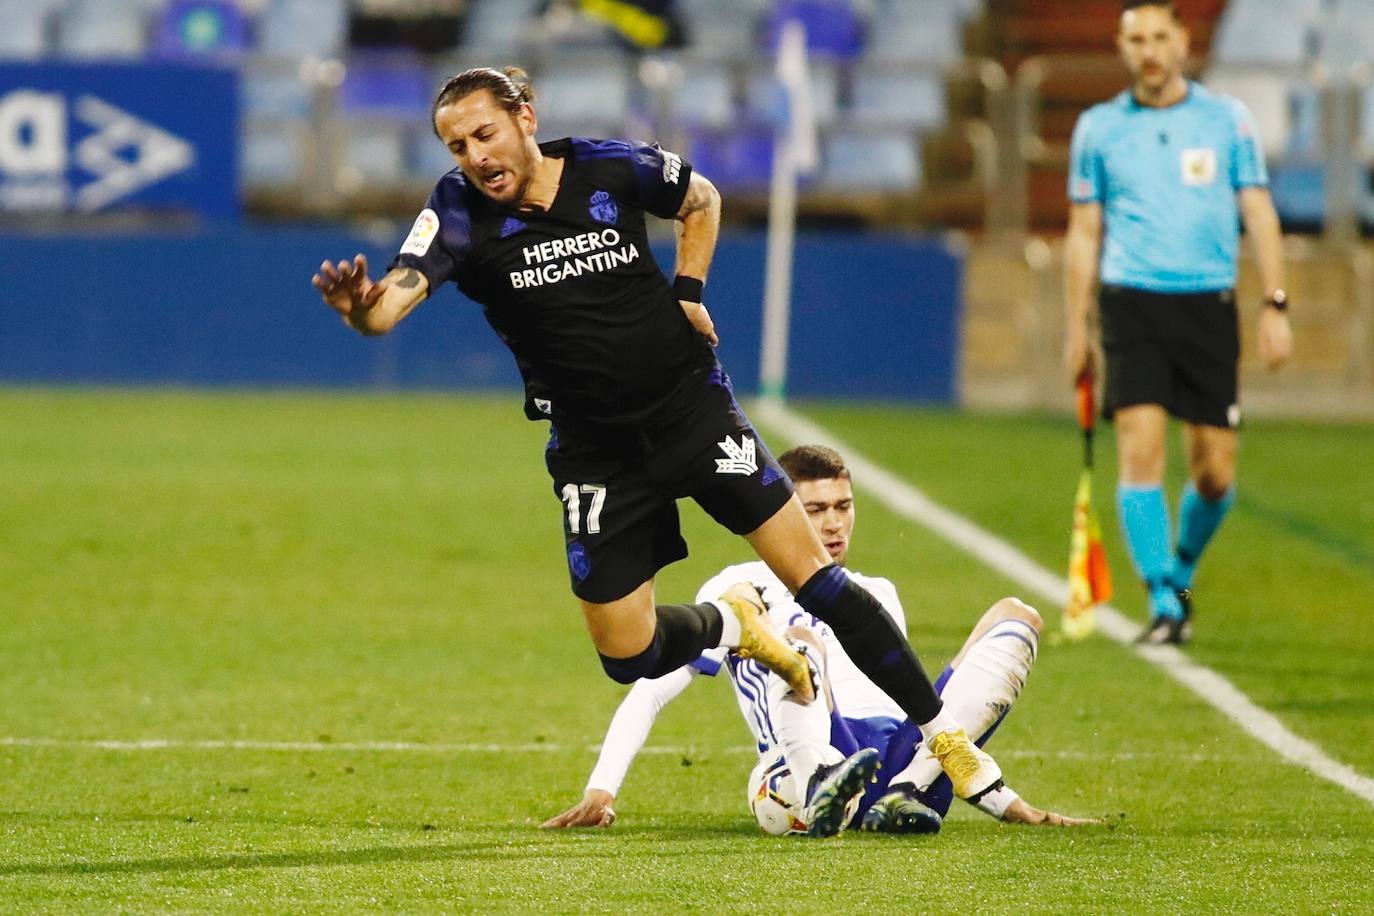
left=673, top=275, right=704, bottom=303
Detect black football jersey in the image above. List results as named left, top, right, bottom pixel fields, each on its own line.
left=391, top=137, right=714, bottom=426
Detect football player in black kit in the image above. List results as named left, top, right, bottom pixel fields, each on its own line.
left=312, top=67, right=1004, bottom=805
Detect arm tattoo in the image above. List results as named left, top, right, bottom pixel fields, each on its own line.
left=394, top=268, right=422, bottom=289
left=680, top=183, right=710, bottom=216
left=677, top=174, right=717, bottom=219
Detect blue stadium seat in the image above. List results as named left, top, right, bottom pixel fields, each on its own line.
left=1267, top=162, right=1374, bottom=230
left=411, top=123, right=459, bottom=181
left=534, top=61, right=632, bottom=137
left=686, top=126, right=775, bottom=191
left=1267, top=163, right=1324, bottom=227
left=848, top=68, right=945, bottom=130
left=460, top=0, right=542, bottom=54
left=0, top=0, right=60, bottom=60
left=241, top=119, right=304, bottom=187
left=821, top=130, right=920, bottom=190
left=259, top=0, right=348, bottom=59
left=1213, top=0, right=1319, bottom=67
left=1287, top=84, right=1321, bottom=159
left=760, top=0, right=865, bottom=61
left=341, top=120, right=409, bottom=185
left=341, top=55, right=431, bottom=119
left=55, top=0, right=150, bottom=59
left=150, top=0, right=251, bottom=62
left=672, top=63, right=736, bottom=129
left=241, top=64, right=314, bottom=118
left=1203, top=69, right=1293, bottom=159
left=745, top=61, right=839, bottom=127
left=865, top=0, right=962, bottom=65
left=1318, top=0, right=1374, bottom=74
left=679, top=0, right=762, bottom=58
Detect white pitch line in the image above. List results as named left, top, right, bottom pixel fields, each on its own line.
left=753, top=399, right=1374, bottom=807
left=0, top=736, right=1253, bottom=765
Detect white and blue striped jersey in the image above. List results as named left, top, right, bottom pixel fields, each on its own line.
left=692, top=561, right=907, bottom=755
left=583, top=562, right=908, bottom=796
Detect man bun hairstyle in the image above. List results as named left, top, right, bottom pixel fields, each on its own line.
left=778, top=445, right=851, bottom=483
left=431, top=66, right=535, bottom=137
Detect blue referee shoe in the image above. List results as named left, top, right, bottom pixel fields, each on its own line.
left=803, top=747, right=880, bottom=838
left=860, top=782, right=943, bottom=835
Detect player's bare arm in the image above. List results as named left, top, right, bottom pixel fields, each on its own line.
left=672, top=171, right=722, bottom=346
left=1063, top=201, right=1104, bottom=383
left=312, top=254, right=429, bottom=336
left=540, top=788, right=616, bottom=829
left=1001, top=796, right=1102, bottom=827
left=1238, top=186, right=1292, bottom=371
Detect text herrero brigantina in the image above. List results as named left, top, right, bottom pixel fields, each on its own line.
left=509, top=229, right=639, bottom=289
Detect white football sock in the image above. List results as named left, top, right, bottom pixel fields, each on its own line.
left=971, top=783, right=1021, bottom=819
left=916, top=707, right=961, bottom=744
left=767, top=648, right=840, bottom=795
left=940, top=617, right=1038, bottom=739
left=710, top=600, right=742, bottom=648
left=894, top=618, right=1039, bottom=792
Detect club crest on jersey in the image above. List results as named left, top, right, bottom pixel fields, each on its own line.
left=500, top=216, right=526, bottom=238
left=567, top=541, right=591, bottom=581
left=534, top=397, right=552, bottom=415
left=1181, top=148, right=1217, bottom=186
left=588, top=190, right=618, bottom=225
left=715, top=435, right=758, bottom=476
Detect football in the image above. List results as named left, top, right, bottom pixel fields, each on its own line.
left=747, top=752, right=806, bottom=836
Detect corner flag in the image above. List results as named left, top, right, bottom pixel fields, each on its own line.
left=1063, top=375, right=1113, bottom=641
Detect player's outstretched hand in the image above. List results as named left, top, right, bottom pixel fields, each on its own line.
left=679, top=300, right=719, bottom=347
left=1002, top=797, right=1102, bottom=827
left=540, top=789, right=617, bottom=828
left=312, top=253, right=388, bottom=320
left=1257, top=306, right=1292, bottom=371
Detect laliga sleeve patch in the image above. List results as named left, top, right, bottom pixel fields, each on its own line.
left=400, top=208, right=440, bottom=256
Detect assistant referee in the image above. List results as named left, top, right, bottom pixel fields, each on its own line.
left=1063, top=0, right=1293, bottom=645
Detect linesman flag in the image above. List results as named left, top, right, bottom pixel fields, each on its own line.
left=1063, top=374, right=1113, bottom=641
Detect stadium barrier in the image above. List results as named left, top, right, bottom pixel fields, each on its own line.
left=961, top=236, right=1374, bottom=418
left=0, top=227, right=962, bottom=404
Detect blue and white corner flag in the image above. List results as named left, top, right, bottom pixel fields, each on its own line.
left=775, top=18, right=818, bottom=175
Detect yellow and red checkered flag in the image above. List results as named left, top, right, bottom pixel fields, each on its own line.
left=1063, top=374, right=1113, bottom=641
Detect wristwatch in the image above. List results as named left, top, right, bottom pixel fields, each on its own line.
left=1264, top=289, right=1288, bottom=312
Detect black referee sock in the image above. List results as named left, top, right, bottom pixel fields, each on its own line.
left=597, top=602, right=723, bottom=684
left=794, top=564, right=944, bottom=724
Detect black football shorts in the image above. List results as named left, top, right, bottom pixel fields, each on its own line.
left=544, top=369, right=794, bottom=603
left=1099, top=284, right=1240, bottom=429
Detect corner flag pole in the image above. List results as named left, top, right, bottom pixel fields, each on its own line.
left=759, top=18, right=818, bottom=403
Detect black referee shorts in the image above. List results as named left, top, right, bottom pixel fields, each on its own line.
left=544, top=370, right=794, bottom=604
left=1099, top=284, right=1240, bottom=429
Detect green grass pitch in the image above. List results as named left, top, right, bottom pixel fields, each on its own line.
left=2, top=389, right=1371, bottom=912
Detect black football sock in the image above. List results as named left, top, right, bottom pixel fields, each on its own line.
left=598, top=602, right=723, bottom=684
left=793, top=564, right=943, bottom=724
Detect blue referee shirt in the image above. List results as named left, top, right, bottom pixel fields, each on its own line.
left=1068, top=81, right=1268, bottom=294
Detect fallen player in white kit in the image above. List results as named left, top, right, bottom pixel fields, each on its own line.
left=544, top=445, right=1098, bottom=836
